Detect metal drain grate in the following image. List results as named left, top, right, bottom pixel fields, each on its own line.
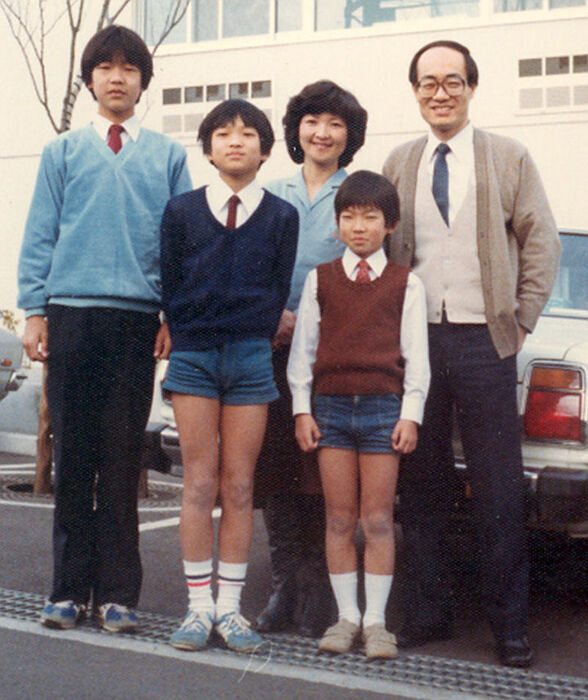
left=1, top=587, right=587, bottom=700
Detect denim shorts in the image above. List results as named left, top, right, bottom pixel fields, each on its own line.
left=163, top=338, right=279, bottom=405
left=313, top=393, right=401, bottom=454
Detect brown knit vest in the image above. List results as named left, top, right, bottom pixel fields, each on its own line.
left=313, top=258, right=409, bottom=396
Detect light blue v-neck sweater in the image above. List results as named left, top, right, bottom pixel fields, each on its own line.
left=18, top=124, right=192, bottom=316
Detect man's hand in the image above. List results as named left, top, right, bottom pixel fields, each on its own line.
left=295, top=413, right=322, bottom=452
left=153, top=321, right=171, bottom=359
left=271, top=309, right=296, bottom=350
left=23, top=315, right=49, bottom=362
left=517, top=325, right=528, bottom=353
left=391, top=419, right=418, bottom=454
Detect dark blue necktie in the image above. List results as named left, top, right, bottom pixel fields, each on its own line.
left=432, top=143, right=450, bottom=226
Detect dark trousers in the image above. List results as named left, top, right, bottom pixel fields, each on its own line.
left=46, top=305, right=159, bottom=607
left=399, top=320, right=529, bottom=641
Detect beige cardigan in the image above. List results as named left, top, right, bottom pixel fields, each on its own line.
left=383, top=128, right=561, bottom=358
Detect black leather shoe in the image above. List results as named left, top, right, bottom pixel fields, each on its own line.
left=496, top=636, right=533, bottom=668
left=255, top=579, right=297, bottom=633
left=397, top=622, right=453, bottom=649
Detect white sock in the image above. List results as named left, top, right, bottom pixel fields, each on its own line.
left=216, top=561, right=247, bottom=618
left=362, top=573, right=393, bottom=628
left=183, top=559, right=214, bottom=617
left=329, top=572, right=361, bottom=626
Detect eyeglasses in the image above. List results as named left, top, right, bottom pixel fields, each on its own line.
left=416, top=75, right=467, bottom=98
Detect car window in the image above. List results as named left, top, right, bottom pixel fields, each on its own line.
left=543, top=233, right=588, bottom=318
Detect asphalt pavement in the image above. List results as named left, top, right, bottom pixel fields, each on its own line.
left=0, top=453, right=587, bottom=700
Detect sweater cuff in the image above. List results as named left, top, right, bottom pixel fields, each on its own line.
left=25, top=308, right=46, bottom=319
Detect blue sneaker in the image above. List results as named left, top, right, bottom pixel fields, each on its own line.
left=215, top=612, right=263, bottom=653
left=97, top=603, right=138, bottom=633
left=170, top=610, right=214, bottom=651
left=40, top=600, right=85, bottom=630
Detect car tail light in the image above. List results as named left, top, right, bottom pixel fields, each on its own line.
left=524, top=366, right=584, bottom=442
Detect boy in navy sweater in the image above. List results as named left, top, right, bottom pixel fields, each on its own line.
left=17, top=26, right=191, bottom=633
left=288, top=171, right=429, bottom=659
left=161, top=99, right=298, bottom=653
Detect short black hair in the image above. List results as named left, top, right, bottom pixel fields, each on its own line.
left=198, top=99, right=274, bottom=160
left=81, top=25, right=153, bottom=100
left=408, top=40, right=479, bottom=87
left=283, top=80, right=367, bottom=167
left=335, top=171, right=400, bottom=228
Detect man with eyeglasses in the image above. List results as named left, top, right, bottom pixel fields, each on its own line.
left=383, top=40, right=560, bottom=668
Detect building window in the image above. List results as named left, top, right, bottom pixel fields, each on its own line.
left=163, top=88, right=182, bottom=105
left=573, top=54, right=588, bottom=73
left=193, top=0, right=218, bottom=41
left=316, top=0, right=479, bottom=29
left=207, top=84, right=226, bottom=101
left=519, top=58, right=542, bottom=77
left=144, top=1, right=189, bottom=45
left=251, top=80, right=272, bottom=98
left=574, top=85, right=588, bottom=105
left=229, top=82, right=249, bottom=98
left=185, top=114, right=205, bottom=131
left=185, top=86, right=204, bottom=103
left=546, top=56, right=570, bottom=75
left=519, top=88, right=543, bottom=109
left=546, top=85, right=570, bottom=107
left=163, top=115, right=183, bottom=133
left=494, top=0, right=541, bottom=12
left=223, top=0, right=269, bottom=37
left=276, top=0, right=302, bottom=30
left=549, top=0, right=585, bottom=7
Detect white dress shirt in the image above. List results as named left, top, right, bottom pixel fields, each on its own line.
left=206, top=173, right=265, bottom=227
left=92, top=113, right=140, bottom=147
left=287, top=247, right=430, bottom=424
left=423, top=121, right=474, bottom=226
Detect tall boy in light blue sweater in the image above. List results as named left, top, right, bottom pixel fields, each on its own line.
left=17, top=26, right=192, bottom=633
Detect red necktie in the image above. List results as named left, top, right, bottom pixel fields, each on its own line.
left=107, top=124, right=125, bottom=154
left=356, top=259, right=371, bottom=283
left=226, top=194, right=241, bottom=229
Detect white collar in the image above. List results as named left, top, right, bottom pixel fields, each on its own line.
left=425, top=121, right=474, bottom=166
left=92, top=113, right=140, bottom=142
left=342, top=247, right=388, bottom=278
left=207, top=173, right=263, bottom=217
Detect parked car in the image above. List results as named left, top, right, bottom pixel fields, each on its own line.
left=150, top=230, right=588, bottom=538
left=0, top=327, right=25, bottom=401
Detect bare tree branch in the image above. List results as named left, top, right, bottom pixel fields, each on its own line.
left=1, top=0, right=190, bottom=134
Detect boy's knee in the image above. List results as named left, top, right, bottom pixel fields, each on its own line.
left=221, top=476, right=254, bottom=510
left=361, top=510, right=394, bottom=538
left=183, top=474, right=218, bottom=509
left=326, top=508, right=357, bottom=537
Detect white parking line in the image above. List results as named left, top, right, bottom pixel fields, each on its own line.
left=140, top=507, right=221, bottom=532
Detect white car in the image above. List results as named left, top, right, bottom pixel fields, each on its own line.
left=153, top=230, right=588, bottom=537
left=0, top=327, right=25, bottom=401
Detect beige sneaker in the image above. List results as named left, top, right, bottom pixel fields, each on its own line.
left=318, top=618, right=360, bottom=654
left=362, top=623, right=398, bottom=660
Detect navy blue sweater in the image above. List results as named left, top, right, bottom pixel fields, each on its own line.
left=161, top=186, right=299, bottom=350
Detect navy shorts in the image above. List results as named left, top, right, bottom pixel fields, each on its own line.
left=313, top=393, right=401, bottom=454
left=163, top=338, right=279, bottom=405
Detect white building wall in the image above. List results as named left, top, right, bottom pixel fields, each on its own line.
left=1, top=2, right=587, bottom=316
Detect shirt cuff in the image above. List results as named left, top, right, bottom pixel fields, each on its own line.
left=291, top=391, right=312, bottom=416
left=400, top=393, right=425, bottom=425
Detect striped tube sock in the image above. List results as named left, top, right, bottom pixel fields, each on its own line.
left=216, top=561, right=247, bottom=618
left=184, top=559, right=214, bottom=616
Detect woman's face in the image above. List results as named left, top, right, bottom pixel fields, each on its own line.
left=298, top=112, right=348, bottom=168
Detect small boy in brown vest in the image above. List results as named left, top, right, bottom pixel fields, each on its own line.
left=287, top=170, right=430, bottom=659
